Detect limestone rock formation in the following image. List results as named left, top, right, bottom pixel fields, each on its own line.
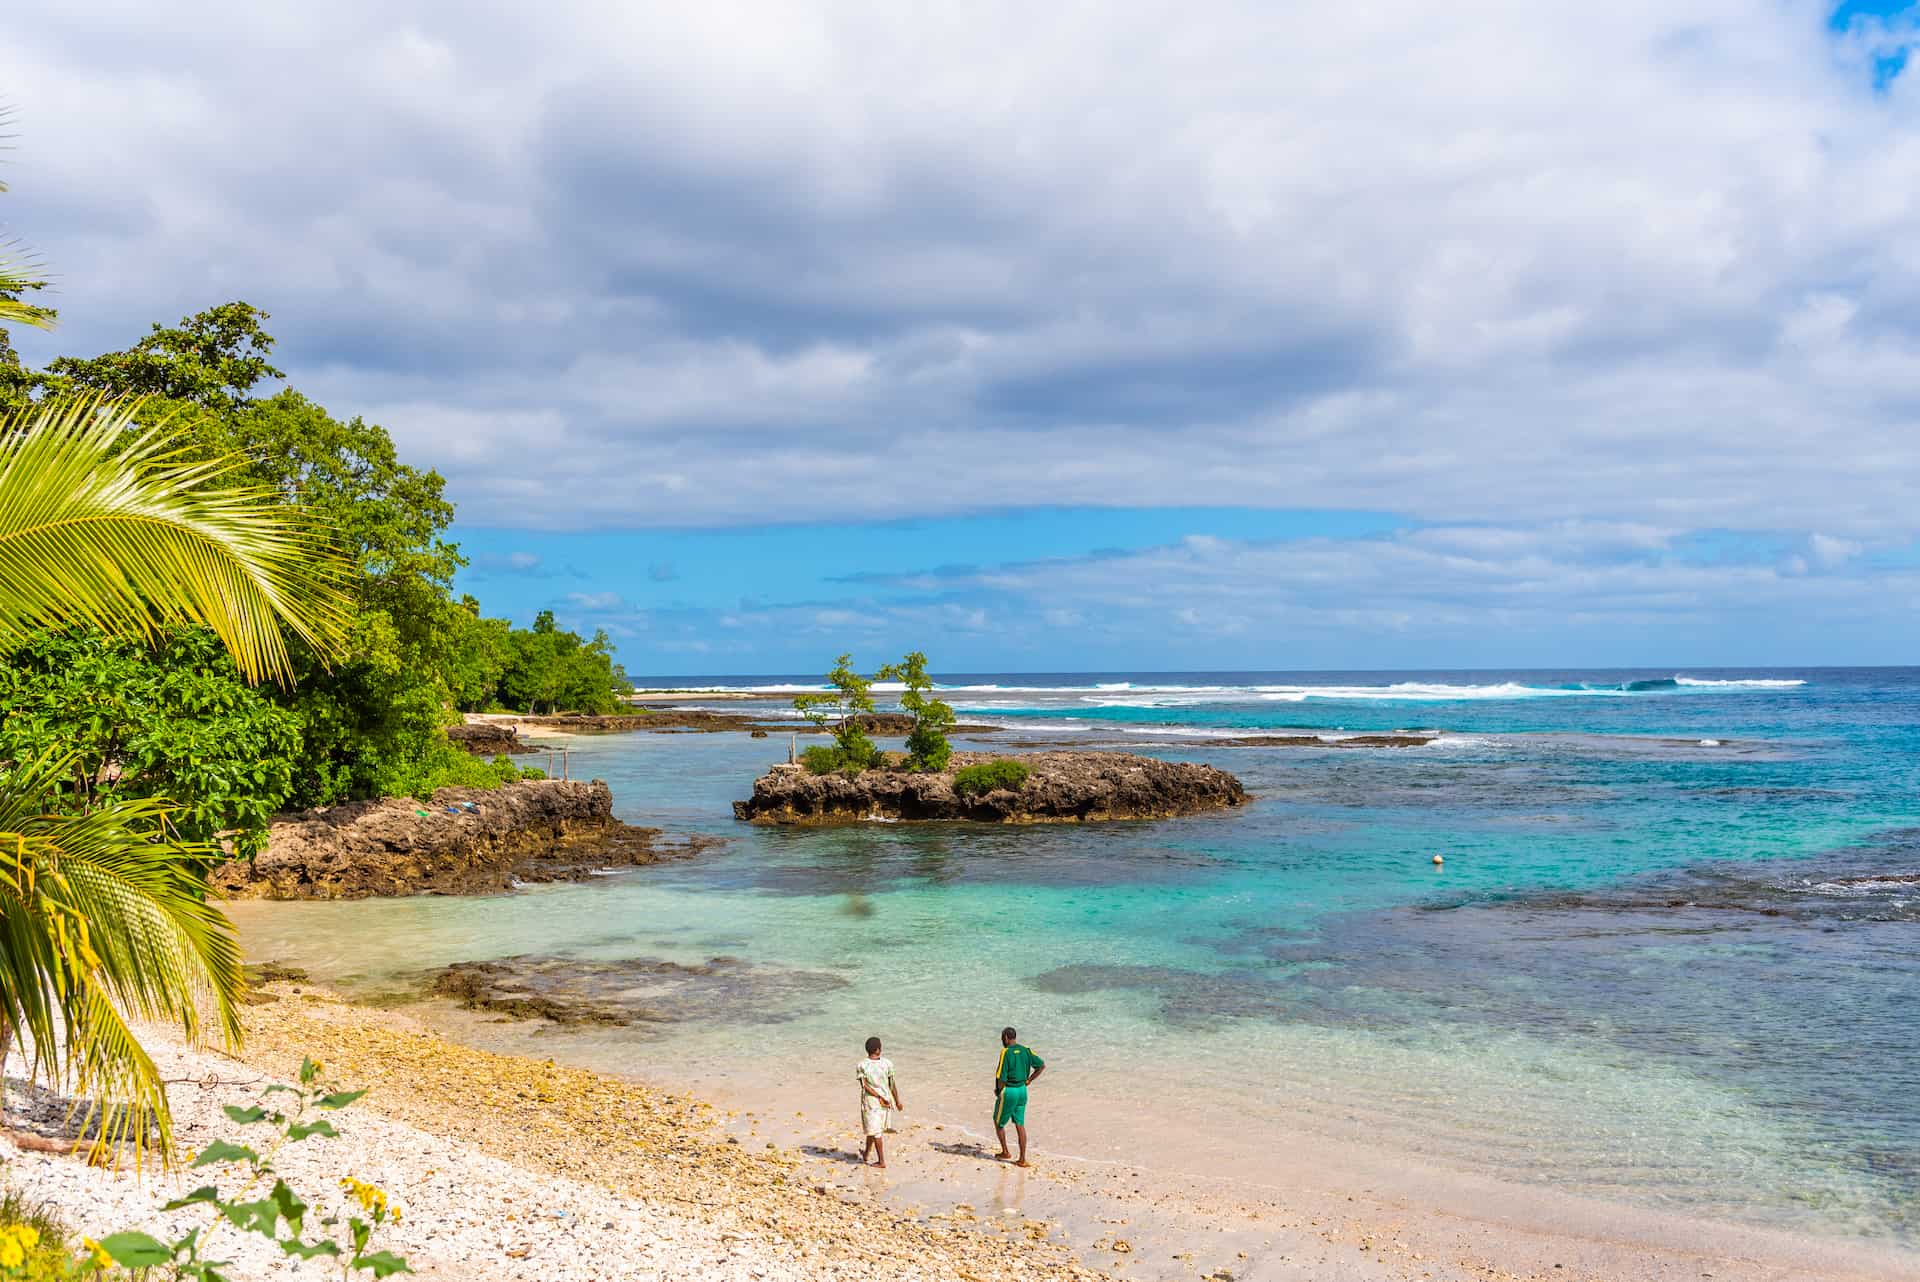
left=215, top=779, right=710, bottom=899
left=733, top=751, right=1247, bottom=825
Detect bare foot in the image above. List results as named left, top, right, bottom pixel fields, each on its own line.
left=877, top=1161, right=887, bottom=1169
left=1014, top=1159, right=1031, bottom=1168
left=995, top=1151, right=1013, bottom=1161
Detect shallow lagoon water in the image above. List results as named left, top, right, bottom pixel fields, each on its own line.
left=232, top=668, right=1920, bottom=1246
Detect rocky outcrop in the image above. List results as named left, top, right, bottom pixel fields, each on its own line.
left=214, top=779, right=713, bottom=900
left=446, top=722, right=532, bottom=755
left=732, top=751, right=1247, bottom=825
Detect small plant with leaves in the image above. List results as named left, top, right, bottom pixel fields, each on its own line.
left=88, top=1057, right=410, bottom=1281
left=953, top=760, right=1030, bottom=798
left=877, top=651, right=955, bottom=772
left=793, top=653, right=878, bottom=772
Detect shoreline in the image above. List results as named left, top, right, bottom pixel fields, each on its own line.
left=44, top=967, right=1909, bottom=1282
left=5, top=983, right=1108, bottom=1282
left=383, top=987, right=1919, bottom=1282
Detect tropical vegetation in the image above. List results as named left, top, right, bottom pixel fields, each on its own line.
left=0, top=388, right=353, bottom=1157
left=0, top=148, right=626, bottom=1163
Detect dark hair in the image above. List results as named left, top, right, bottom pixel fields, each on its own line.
left=865, top=1036, right=882, bottom=1054
left=1001, top=1026, right=1017, bottom=1043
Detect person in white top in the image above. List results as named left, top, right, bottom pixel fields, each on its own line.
left=855, top=1036, right=904, bottom=1167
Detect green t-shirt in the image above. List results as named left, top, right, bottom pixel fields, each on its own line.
left=996, top=1043, right=1043, bottom=1086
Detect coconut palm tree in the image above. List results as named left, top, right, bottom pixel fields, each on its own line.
left=0, top=394, right=351, bottom=1156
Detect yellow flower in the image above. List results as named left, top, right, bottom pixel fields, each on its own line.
left=0, top=1238, right=24, bottom=1269
left=82, top=1237, right=113, bottom=1269
left=339, top=1176, right=391, bottom=1216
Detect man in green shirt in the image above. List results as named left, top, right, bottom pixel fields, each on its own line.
left=992, top=1025, right=1045, bottom=1167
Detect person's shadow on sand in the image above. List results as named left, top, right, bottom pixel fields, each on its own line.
left=799, top=1144, right=866, bottom=1165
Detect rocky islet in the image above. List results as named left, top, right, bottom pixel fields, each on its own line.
left=733, top=750, right=1249, bottom=825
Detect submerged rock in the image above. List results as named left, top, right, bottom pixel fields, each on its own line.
left=732, top=750, right=1247, bottom=825
left=426, top=954, right=850, bottom=1029
left=214, top=779, right=715, bottom=900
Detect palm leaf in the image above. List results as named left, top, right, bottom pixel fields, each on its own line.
left=0, top=753, right=243, bottom=1160
left=0, top=104, right=55, bottom=332
left=0, top=242, right=55, bottom=331
left=0, top=395, right=353, bottom=682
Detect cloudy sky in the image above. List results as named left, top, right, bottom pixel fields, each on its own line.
left=7, top=1, right=1920, bottom=673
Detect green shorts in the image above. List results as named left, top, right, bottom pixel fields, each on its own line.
left=994, top=1084, right=1028, bottom=1128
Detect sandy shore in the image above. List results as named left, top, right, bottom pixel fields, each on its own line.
left=4, top=985, right=1103, bottom=1281
left=5, top=986, right=1916, bottom=1282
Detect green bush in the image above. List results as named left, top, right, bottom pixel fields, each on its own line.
left=953, top=760, right=1030, bottom=797
left=801, top=736, right=879, bottom=776
left=371, top=738, right=546, bottom=799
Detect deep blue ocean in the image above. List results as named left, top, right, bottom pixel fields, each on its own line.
left=236, top=668, right=1920, bottom=1244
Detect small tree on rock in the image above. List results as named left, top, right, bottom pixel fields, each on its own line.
left=794, top=652, right=878, bottom=770
left=879, top=650, right=955, bottom=772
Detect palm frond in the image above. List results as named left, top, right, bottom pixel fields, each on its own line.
left=0, top=395, right=353, bottom=682
left=0, top=753, right=243, bottom=1160
left=0, top=101, right=54, bottom=332
left=0, top=239, right=54, bottom=331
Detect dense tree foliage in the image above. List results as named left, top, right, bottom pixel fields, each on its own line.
left=46, top=301, right=284, bottom=410
left=0, top=630, right=299, bottom=855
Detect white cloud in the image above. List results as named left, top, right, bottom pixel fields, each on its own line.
left=4, top=0, right=1919, bottom=545
left=1808, top=532, right=1863, bottom=569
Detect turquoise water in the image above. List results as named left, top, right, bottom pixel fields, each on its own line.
left=234, top=669, right=1920, bottom=1244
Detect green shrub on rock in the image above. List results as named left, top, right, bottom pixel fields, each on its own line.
left=801, top=743, right=877, bottom=776
left=953, top=760, right=1031, bottom=797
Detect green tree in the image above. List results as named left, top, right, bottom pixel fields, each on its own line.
left=498, top=616, right=623, bottom=715
left=0, top=391, right=352, bottom=1158
left=794, top=653, right=878, bottom=770
left=43, top=307, right=476, bottom=803
left=878, top=651, right=955, bottom=771
left=46, top=300, right=283, bottom=411
left=445, top=595, right=512, bottom=712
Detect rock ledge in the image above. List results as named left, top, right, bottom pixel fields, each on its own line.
left=732, top=751, right=1247, bottom=825
left=215, top=778, right=708, bottom=899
